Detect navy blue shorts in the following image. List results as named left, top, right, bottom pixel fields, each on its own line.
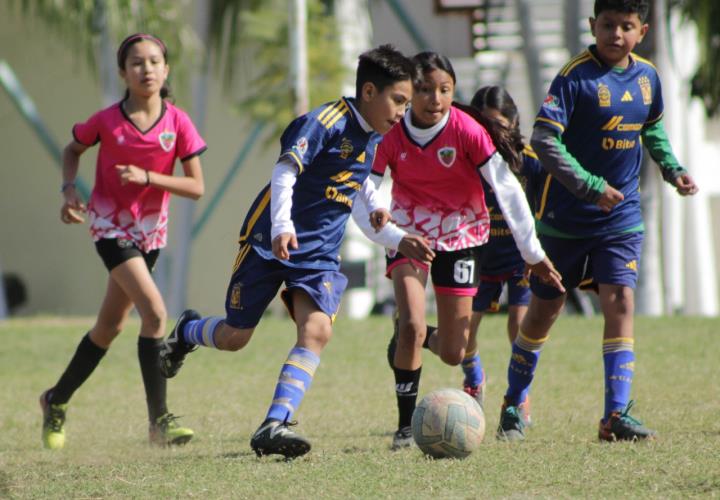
left=472, top=269, right=531, bottom=313
left=224, top=244, right=348, bottom=329
left=531, top=232, right=643, bottom=300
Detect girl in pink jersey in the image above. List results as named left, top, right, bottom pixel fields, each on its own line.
left=371, top=52, right=564, bottom=449
left=39, top=33, right=206, bottom=450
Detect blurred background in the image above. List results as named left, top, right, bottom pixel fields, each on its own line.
left=1, top=0, right=718, bottom=319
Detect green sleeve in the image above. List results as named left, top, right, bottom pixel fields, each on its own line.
left=641, top=119, right=687, bottom=183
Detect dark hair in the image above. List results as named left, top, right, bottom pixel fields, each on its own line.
left=355, top=44, right=417, bottom=98
left=411, top=51, right=456, bottom=86
left=459, top=85, right=524, bottom=173
left=594, top=0, right=649, bottom=22
left=117, top=33, right=172, bottom=101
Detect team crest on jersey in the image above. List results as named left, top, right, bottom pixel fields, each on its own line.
left=295, top=137, right=309, bottom=157
left=638, top=76, right=652, bottom=105
left=339, top=138, right=354, bottom=159
left=159, top=131, right=176, bottom=152
left=542, top=94, right=560, bottom=110
left=437, top=147, right=456, bottom=168
left=229, top=283, right=242, bottom=309
left=598, top=83, right=611, bottom=107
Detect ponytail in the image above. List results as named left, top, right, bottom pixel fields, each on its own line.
left=454, top=102, right=523, bottom=174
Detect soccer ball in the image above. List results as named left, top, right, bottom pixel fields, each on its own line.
left=411, top=388, right=485, bottom=459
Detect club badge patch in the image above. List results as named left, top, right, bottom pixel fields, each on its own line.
left=159, top=131, right=176, bottom=152
left=437, top=147, right=456, bottom=168
left=294, top=137, right=309, bottom=157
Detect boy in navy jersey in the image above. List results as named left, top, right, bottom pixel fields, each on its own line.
left=496, top=0, right=698, bottom=442
left=158, top=45, right=433, bottom=458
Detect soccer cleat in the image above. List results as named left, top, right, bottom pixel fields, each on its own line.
left=518, top=395, right=532, bottom=428
left=462, top=368, right=486, bottom=410
left=39, top=390, right=67, bottom=450
left=496, top=403, right=525, bottom=442
left=391, top=426, right=414, bottom=450
left=159, top=309, right=201, bottom=378
left=149, top=413, right=194, bottom=446
left=598, top=400, right=656, bottom=442
left=463, top=382, right=486, bottom=410
left=386, top=312, right=399, bottom=369
left=250, top=419, right=311, bottom=458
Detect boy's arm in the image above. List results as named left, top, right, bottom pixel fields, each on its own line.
left=530, top=125, right=607, bottom=203
left=350, top=174, right=406, bottom=250
left=641, top=119, right=688, bottom=183
left=270, top=159, right=299, bottom=259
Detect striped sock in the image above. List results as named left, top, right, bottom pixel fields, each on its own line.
left=505, top=332, right=548, bottom=406
left=461, top=350, right=484, bottom=387
left=265, top=347, right=320, bottom=422
left=182, top=317, right=224, bottom=348
left=603, top=337, right=634, bottom=420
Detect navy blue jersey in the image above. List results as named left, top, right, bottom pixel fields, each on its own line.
left=534, top=46, right=663, bottom=237
left=479, top=147, right=543, bottom=277
left=238, top=97, right=382, bottom=270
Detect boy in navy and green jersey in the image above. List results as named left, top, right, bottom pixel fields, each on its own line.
left=495, top=0, right=698, bottom=442
left=158, top=45, right=433, bottom=459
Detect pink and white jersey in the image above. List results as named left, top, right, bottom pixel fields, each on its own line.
left=372, top=106, right=496, bottom=251
left=73, top=101, right=206, bottom=252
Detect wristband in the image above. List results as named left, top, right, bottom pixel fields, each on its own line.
left=145, top=170, right=151, bottom=186
left=61, top=182, right=76, bottom=193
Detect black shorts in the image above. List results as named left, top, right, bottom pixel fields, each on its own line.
left=94, top=238, right=160, bottom=272
left=386, top=247, right=482, bottom=296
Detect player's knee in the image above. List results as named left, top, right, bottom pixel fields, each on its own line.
left=301, top=322, right=333, bottom=349
left=140, top=306, right=166, bottom=332
left=221, top=328, right=252, bottom=351
left=398, top=318, right=426, bottom=348
left=439, top=348, right=464, bottom=366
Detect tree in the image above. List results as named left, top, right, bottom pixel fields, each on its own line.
left=670, top=0, right=720, bottom=117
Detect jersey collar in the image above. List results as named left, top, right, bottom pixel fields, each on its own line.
left=344, top=97, right=374, bottom=134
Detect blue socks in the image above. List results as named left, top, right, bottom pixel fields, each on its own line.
left=603, top=337, right=634, bottom=419
left=505, top=332, right=547, bottom=406
left=461, top=350, right=485, bottom=388
left=182, top=317, right=224, bottom=347
left=266, top=347, right=320, bottom=422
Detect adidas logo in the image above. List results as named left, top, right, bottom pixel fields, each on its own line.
left=621, top=91, right=633, bottom=102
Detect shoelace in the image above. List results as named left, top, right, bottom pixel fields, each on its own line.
left=157, top=413, right=183, bottom=431
left=617, top=400, right=643, bottom=426
left=46, top=406, right=65, bottom=432
left=505, top=406, right=525, bottom=428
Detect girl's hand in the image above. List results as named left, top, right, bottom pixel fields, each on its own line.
left=369, top=208, right=392, bottom=232
left=674, top=173, right=698, bottom=196
left=272, top=232, right=298, bottom=260
left=116, top=164, right=149, bottom=186
left=60, top=188, right=86, bottom=224
left=525, top=257, right=565, bottom=293
left=397, top=234, right=435, bottom=263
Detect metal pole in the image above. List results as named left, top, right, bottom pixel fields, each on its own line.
left=289, top=0, right=309, bottom=116
left=166, top=1, right=211, bottom=316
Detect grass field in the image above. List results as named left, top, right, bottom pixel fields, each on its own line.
left=1, top=314, right=718, bottom=498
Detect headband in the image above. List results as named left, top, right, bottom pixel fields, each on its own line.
left=117, top=33, right=167, bottom=67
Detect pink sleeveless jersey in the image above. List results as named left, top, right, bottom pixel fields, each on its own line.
left=372, top=107, right=496, bottom=251
left=73, top=101, right=206, bottom=252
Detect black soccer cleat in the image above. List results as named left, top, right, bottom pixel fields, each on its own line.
left=598, top=400, right=656, bottom=442
left=496, top=402, right=526, bottom=442
left=159, top=309, right=201, bottom=378
left=391, top=426, right=414, bottom=450
left=250, top=419, right=311, bottom=459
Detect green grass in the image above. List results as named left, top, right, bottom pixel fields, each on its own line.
left=1, top=315, right=718, bottom=498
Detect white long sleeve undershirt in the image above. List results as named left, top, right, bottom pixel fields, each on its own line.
left=479, top=152, right=546, bottom=264
left=351, top=173, right=406, bottom=250
left=270, top=159, right=406, bottom=249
